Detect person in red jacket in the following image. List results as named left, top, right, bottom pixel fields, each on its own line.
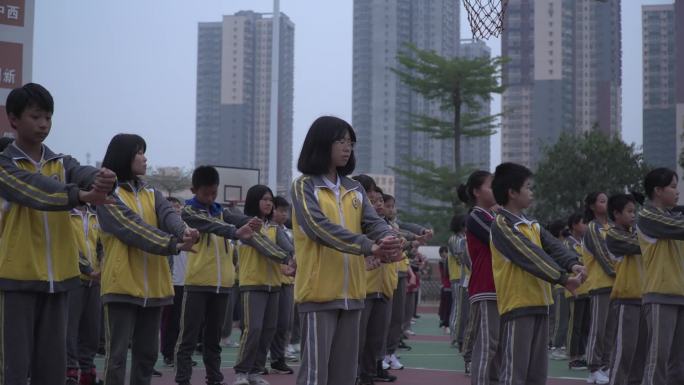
left=457, top=170, right=501, bottom=384
left=438, top=246, right=453, bottom=333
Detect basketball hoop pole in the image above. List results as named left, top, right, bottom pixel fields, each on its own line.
left=268, top=0, right=280, bottom=193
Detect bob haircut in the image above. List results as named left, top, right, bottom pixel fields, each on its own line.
left=244, top=184, right=274, bottom=220
left=102, top=134, right=147, bottom=182
left=297, top=116, right=356, bottom=176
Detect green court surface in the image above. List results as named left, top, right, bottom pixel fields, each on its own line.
left=93, top=310, right=586, bottom=384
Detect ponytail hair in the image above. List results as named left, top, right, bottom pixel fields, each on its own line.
left=583, top=191, right=605, bottom=223
left=458, top=170, right=492, bottom=206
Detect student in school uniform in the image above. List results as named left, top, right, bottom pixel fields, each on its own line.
left=489, top=163, right=585, bottom=385
left=582, top=192, right=617, bottom=384
left=268, top=195, right=298, bottom=374
left=97, top=133, right=199, bottom=385
left=604, top=193, right=646, bottom=385
left=636, top=168, right=684, bottom=385
left=174, top=166, right=260, bottom=385
left=447, top=214, right=470, bottom=349
left=65, top=205, right=104, bottom=385
left=381, top=195, right=431, bottom=369
left=0, top=83, right=116, bottom=385
left=457, top=170, right=501, bottom=382
left=355, top=181, right=401, bottom=385
left=563, top=212, right=591, bottom=371
left=291, top=116, right=402, bottom=385
left=233, top=185, right=293, bottom=385
left=548, top=220, right=570, bottom=360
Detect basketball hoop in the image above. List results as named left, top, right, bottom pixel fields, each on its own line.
left=463, top=0, right=509, bottom=40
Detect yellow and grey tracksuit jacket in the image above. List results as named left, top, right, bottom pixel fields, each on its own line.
left=96, top=181, right=187, bottom=307
left=636, top=203, right=684, bottom=306
left=279, top=226, right=295, bottom=285
left=392, top=219, right=426, bottom=278
left=582, top=220, right=615, bottom=294
left=70, top=208, right=103, bottom=283
left=448, top=233, right=472, bottom=283
left=0, top=144, right=99, bottom=293
left=605, top=226, right=643, bottom=305
left=490, top=209, right=581, bottom=321
left=563, top=236, right=589, bottom=298
left=291, top=175, right=395, bottom=312
left=180, top=202, right=255, bottom=293
left=238, top=221, right=292, bottom=292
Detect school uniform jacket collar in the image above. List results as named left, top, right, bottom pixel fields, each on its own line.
left=5, top=143, right=63, bottom=163
left=310, top=174, right=360, bottom=193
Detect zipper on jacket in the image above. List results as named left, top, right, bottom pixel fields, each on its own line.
left=38, top=162, right=55, bottom=293
left=214, top=235, right=221, bottom=294
left=337, top=192, right=349, bottom=309
left=43, top=212, right=54, bottom=293
left=134, top=189, right=150, bottom=306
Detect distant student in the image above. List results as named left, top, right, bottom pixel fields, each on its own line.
left=175, top=166, right=259, bottom=385
left=605, top=193, right=646, bottom=385
left=636, top=168, right=684, bottom=385
left=446, top=214, right=470, bottom=349
left=457, top=170, right=500, bottom=382
left=233, top=185, right=292, bottom=385
left=548, top=219, right=570, bottom=360
left=563, top=212, right=591, bottom=371
left=489, top=163, right=585, bottom=385
left=291, top=116, right=401, bottom=385
left=160, top=197, right=189, bottom=367
left=0, top=83, right=116, bottom=384
left=97, top=134, right=199, bottom=385
left=65, top=205, right=104, bottom=385
left=268, top=195, right=298, bottom=374
left=582, top=192, right=616, bottom=385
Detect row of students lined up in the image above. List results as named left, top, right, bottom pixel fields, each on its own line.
left=445, top=165, right=684, bottom=385
left=0, top=83, right=435, bottom=385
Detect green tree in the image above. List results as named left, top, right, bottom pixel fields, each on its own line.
left=391, top=44, right=505, bottom=243
left=532, top=131, right=649, bottom=224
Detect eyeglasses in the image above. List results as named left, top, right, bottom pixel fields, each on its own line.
left=334, top=139, right=356, bottom=148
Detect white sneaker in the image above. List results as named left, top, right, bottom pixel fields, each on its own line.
left=550, top=349, right=568, bottom=360
left=233, top=373, right=250, bottom=385
left=389, top=354, right=404, bottom=370
left=248, top=373, right=270, bottom=385
left=586, top=370, right=609, bottom=384
left=601, top=368, right=611, bottom=378
left=405, top=329, right=416, bottom=336
left=382, top=356, right=390, bottom=370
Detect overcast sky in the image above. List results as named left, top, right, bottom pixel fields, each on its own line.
left=32, top=0, right=665, bottom=170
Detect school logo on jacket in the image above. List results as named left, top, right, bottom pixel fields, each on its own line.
left=352, top=196, right=360, bottom=209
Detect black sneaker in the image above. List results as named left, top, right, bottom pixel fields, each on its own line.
left=192, top=360, right=198, bottom=367
left=270, top=360, right=294, bottom=374
left=163, top=357, right=174, bottom=367
left=373, top=361, right=397, bottom=382
left=257, top=367, right=269, bottom=375
left=373, top=369, right=397, bottom=383
left=568, top=359, right=588, bottom=371
left=151, top=368, right=162, bottom=377
left=398, top=341, right=412, bottom=351
left=357, top=375, right=374, bottom=385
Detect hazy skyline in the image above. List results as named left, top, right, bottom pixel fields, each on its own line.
left=31, top=0, right=663, bottom=171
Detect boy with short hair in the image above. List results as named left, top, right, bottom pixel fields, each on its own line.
left=174, top=165, right=260, bottom=385
left=0, top=83, right=115, bottom=384
left=66, top=205, right=104, bottom=385
left=489, top=163, right=585, bottom=385
left=268, top=195, right=297, bottom=374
